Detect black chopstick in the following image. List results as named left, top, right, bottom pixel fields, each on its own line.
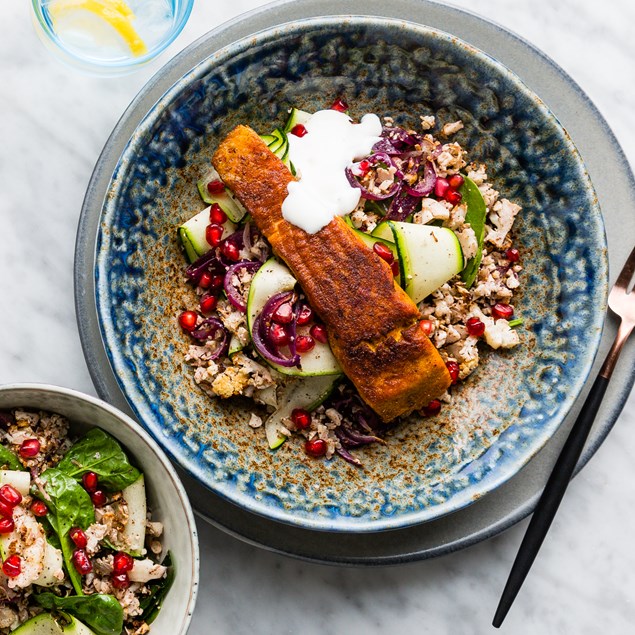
left=492, top=373, right=610, bottom=627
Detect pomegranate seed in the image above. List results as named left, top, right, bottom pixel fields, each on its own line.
left=422, top=399, right=442, bottom=417
left=2, top=555, right=21, bottom=578
left=330, top=96, right=348, bottom=112
left=0, top=485, right=22, bottom=507
left=355, top=159, right=371, bottom=176
left=291, top=408, right=311, bottom=430
left=0, top=518, right=14, bottom=534
left=272, top=303, right=294, bottom=325
left=296, top=304, right=313, bottom=325
left=69, top=527, right=88, bottom=549
left=72, top=549, right=92, bottom=575
left=178, top=311, right=198, bottom=332
left=199, top=294, right=217, bottom=314
left=419, top=319, right=435, bottom=336
left=445, top=189, right=462, bottom=206
left=91, top=490, right=107, bottom=507
left=209, top=203, right=227, bottom=225
left=466, top=317, right=486, bottom=337
left=113, top=551, right=134, bottom=573
left=506, top=247, right=520, bottom=263
left=305, top=438, right=327, bottom=457
left=82, top=472, right=99, bottom=493
left=206, top=179, right=225, bottom=195
left=205, top=223, right=224, bottom=247
left=446, top=360, right=460, bottom=384
left=309, top=324, right=328, bottom=344
left=391, top=260, right=400, bottom=277
left=0, top=501, right=12, bottom=519
left=221, top=241, right=240, bottom=261
left=269, top=323, right=290, bottom=347
left=492, top=303, right=514, bottom=320
left=19, top=438, right=40, bottom=459
left=434, top=177, right=450, bottom=199
left=295, top=335, right=315, bottom=353
left=198, top=271, right=213, bottom=289
left=447, top=174, right=464, bottom=189
left=373, top=242, right=394, bottom=263
left=210, top=274, right=224, bottom=290
left=30, top=500, right=48, bottom=517
left=290, top=124, right=308, bottom=137
left=112, top=572, right=131, bottom=589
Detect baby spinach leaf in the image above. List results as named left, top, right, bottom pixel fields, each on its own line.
left=57, top=428, right=140, bottom=491
left=0, top=444, right=23, bottom=471
left=139, top=553, right=175, bottom=625
left=35, top=593, right=124, bottom=635
left=35, top=469, right=95, bottom=595
left=459, top=176, right=487, bottom=288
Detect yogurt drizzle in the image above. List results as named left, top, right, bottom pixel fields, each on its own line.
left=281, top=110, right=382, bottom=234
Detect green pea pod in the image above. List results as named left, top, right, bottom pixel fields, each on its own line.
left=459, top=176, right=487, bottom=288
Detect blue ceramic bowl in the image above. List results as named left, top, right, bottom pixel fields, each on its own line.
left=93, top=16, right=607, bottom=532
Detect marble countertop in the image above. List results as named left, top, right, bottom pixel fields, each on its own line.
left=1, top=0, right=634, bottom=633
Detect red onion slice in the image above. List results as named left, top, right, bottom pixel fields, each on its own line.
left=345, top=153, right=401, bottom=201
left=404, top=161, right=437, bottom=197
left=190, top=317, right=228, bottom=360
left=251, top=291, right=301, bottom=368
left=385, top=185, right=419, bottom=221
left=186, top=250, right=224, bottom=283
left=223, top=261, right=262, bottom=312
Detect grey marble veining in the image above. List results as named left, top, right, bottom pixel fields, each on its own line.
left=1, top=1, right=634, bottom=633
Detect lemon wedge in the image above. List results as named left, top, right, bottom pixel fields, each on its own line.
left=49, top=0, right=148, bottom=57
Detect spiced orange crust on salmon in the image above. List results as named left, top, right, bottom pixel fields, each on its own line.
left=212, top=125, right=451, bottom=421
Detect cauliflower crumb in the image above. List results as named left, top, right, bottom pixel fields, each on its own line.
left=441, top=120, right=464, bottom=136
left=486, top=198, right=521, bottom=248
left=420, top=115, right=436, bottom=130
left=248, top=413, right=263, bottom=428
left=413, top=197, right=450, bottom=225
left=454, top=226, right=478, bottom=260
left=484, top=318, right=520, bottom=349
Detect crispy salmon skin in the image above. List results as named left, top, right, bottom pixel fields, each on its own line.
left=212, top=125, right=451, bottom=421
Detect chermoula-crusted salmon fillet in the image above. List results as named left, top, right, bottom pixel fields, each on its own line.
left=212, top=125, right=451, bottom=421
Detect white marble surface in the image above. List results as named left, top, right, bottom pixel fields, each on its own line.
left=1, top=0, right=635, bottom=633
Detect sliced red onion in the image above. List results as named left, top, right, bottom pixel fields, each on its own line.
left=252, top=291, right=301, bottom=368
left=345, top=153, right=400, bottom=201
left=404, top=161, right=437, bottom=197
left=336, top=447, right=362, bottom=467
left=223, top=261, right=262, bottom=312
left=383, top=126, right=424, bottom=149
left=242, top=221, right=252, bottom=255
left=371, top=137, right=401, bottom=156
left=385, top=185, right=419, bottom=221
left=191, top=317, right=228, bottom=359
left=186, top=250, right=224, bottom=283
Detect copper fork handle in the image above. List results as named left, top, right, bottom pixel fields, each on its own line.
left=599, top=319, right=634, bottom=380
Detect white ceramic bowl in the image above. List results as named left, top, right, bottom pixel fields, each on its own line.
left=0, top=383, right=199, bottom=635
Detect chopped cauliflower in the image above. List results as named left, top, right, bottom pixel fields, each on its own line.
left=486, top=198, right=521, bottom=248
left=441, top=120, right=464, bottom=136
left=454, top=226, right=478, bottom=260
left=483, top=317, right=520, bottom=349
left=413, top=197, right=450, bottom=225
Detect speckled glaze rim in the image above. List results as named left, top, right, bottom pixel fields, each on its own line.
left=0, top=383, right=200, bottom=627
left=75, top=0, right=635, bottom=563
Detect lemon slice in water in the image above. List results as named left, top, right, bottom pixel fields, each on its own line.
left=49, top=0, right=148, bottom=57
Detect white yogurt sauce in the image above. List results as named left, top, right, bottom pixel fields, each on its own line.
left=281, top=109, right=382, bottom=234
